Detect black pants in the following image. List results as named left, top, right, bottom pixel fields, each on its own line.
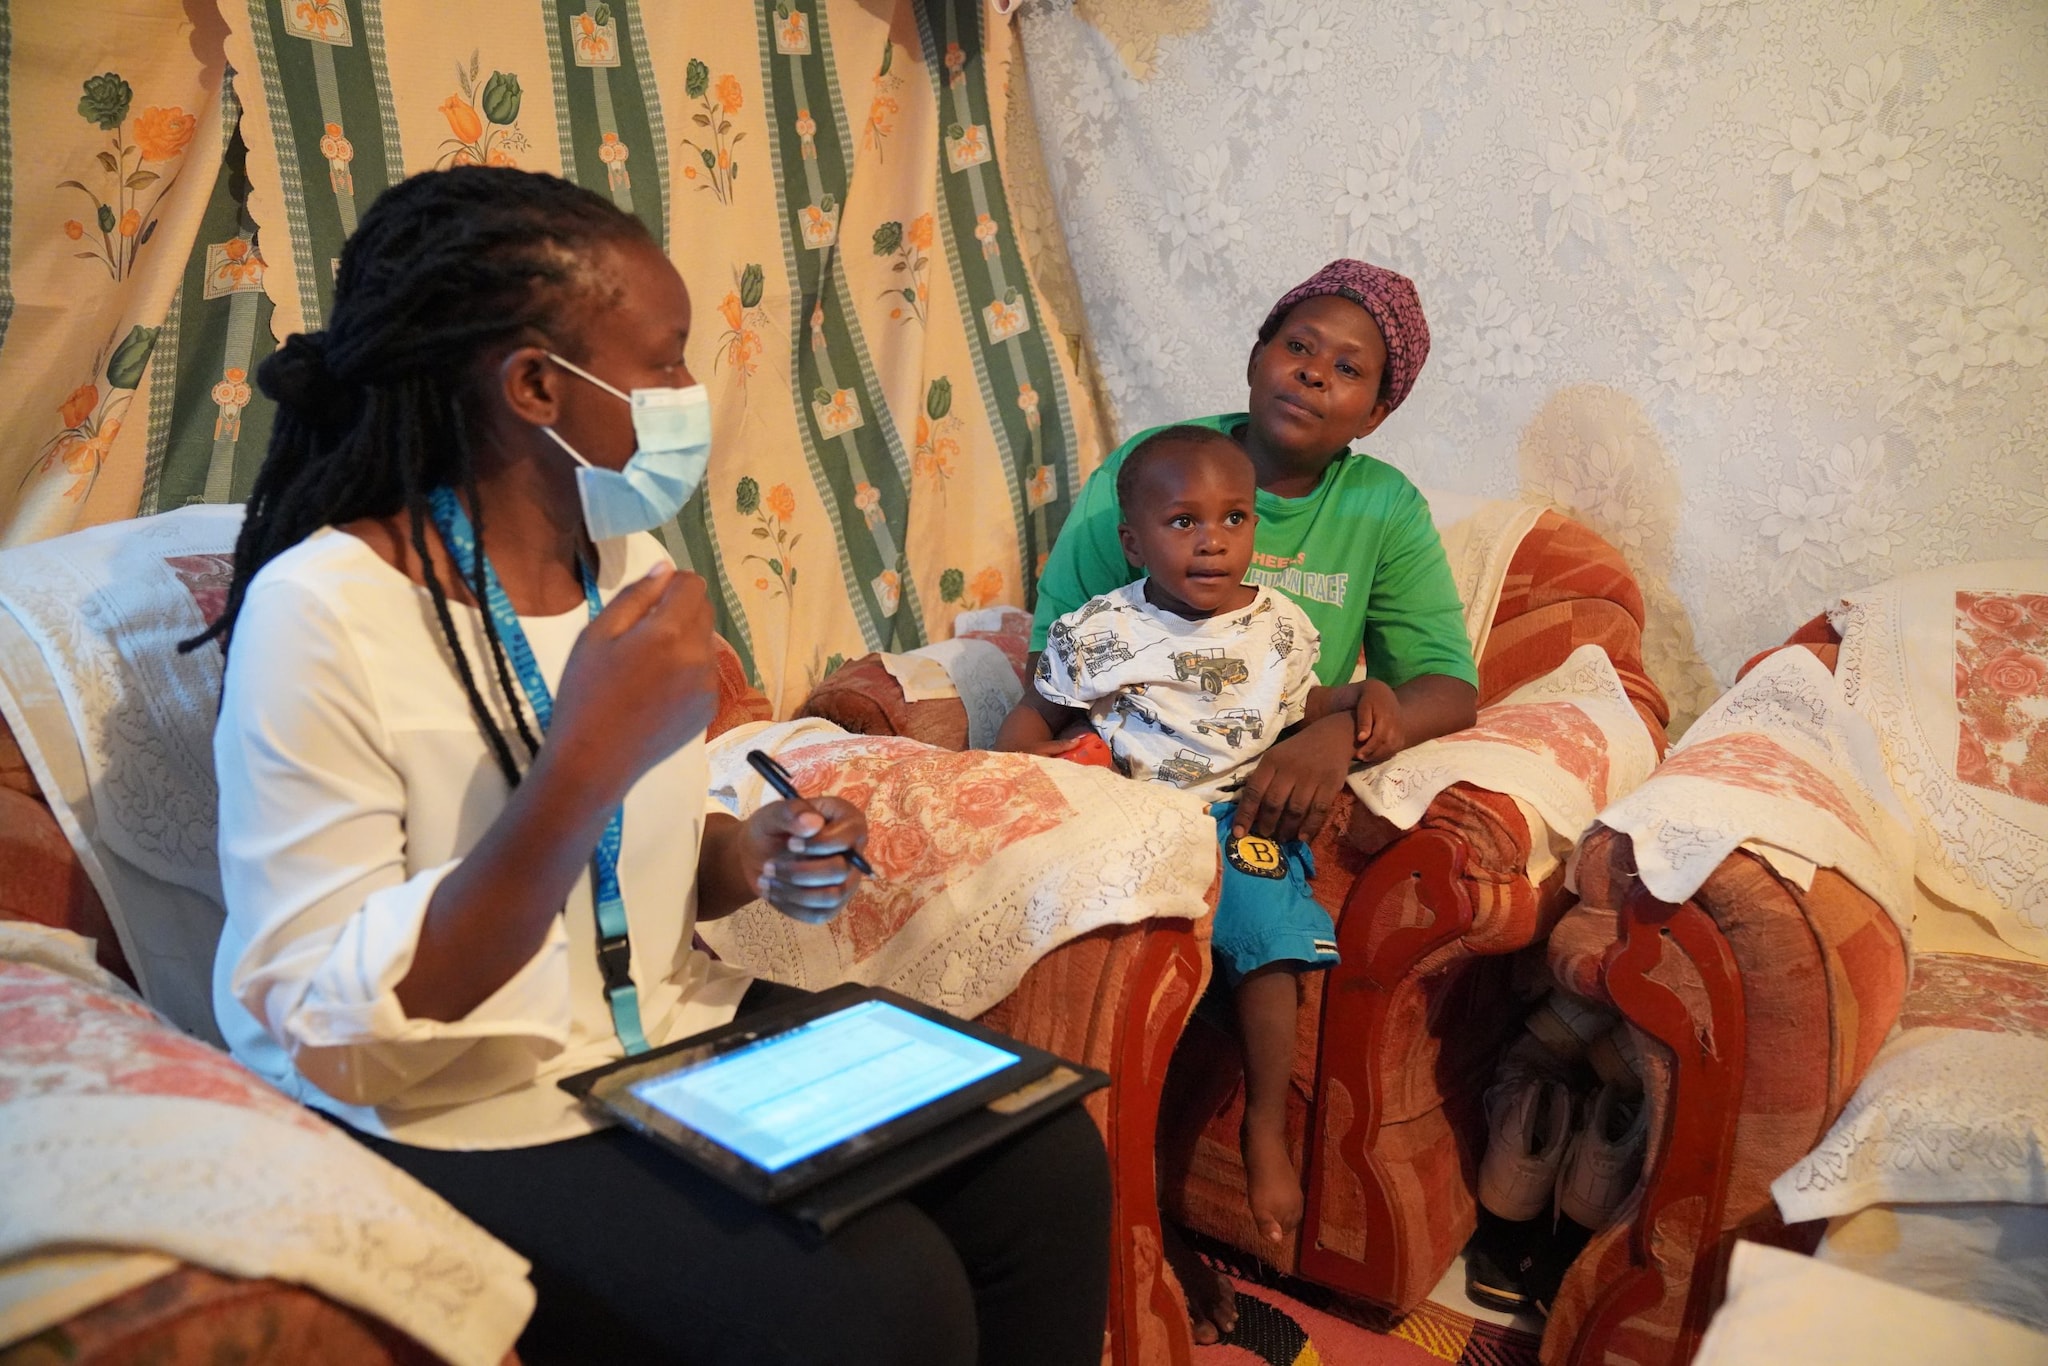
left=358, top=982, right=1110, bottom=1366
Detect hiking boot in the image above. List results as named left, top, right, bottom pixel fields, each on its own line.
left=1556, top=1080, right=1647, bottom=1231
left=1478, top=1077, right=1573, bottom=1222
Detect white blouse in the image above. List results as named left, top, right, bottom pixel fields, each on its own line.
left=212, top=527, right=750, bottom=1150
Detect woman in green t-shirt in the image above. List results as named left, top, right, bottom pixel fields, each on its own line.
left=1032, top=260, right=1479, bottom=849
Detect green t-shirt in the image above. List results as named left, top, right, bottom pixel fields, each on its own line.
left=1032, top=413, right=1478, bottom=690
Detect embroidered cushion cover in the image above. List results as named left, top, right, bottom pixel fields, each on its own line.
left=699, top=719, right=1215, bottom=1016
left=1831, top=560, right=2048, bottom=959
left=1773, top=1026, right=2048, bottom=1222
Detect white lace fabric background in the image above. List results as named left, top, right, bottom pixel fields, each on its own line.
left=1016, top=0, right=2048, bottom=734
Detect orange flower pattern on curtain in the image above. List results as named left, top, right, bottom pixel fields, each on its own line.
left=435, top=51, right=528, bottom=168
left=681, top=58, right=743, bottom=203
left=58, top=73, right=195, bottom=282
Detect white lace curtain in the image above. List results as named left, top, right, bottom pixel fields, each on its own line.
left=1018, top=0, right=2048, bottom=732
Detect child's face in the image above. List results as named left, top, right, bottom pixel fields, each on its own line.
left=1118, top=443, right=1259, bottom=618
left=1244, top=295, right=1391, bottom=464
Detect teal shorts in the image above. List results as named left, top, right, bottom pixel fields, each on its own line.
left=1209, top=805, right=1340, bottom=988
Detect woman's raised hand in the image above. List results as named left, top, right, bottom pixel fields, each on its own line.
left=549, top=560, right=720, bottom=803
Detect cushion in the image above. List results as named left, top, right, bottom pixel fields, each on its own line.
left=1694, top=1241, right=2048, bottom=1366
left=698, top=719, right=1215, bottom=1015
left=1898, top=951, right=2048, bottom=1038
left=1831, top=561, right=2048, bottom=958
left=1772, top=1027, right=2048, bottom=1223
left=797, top=607, right=1032, bottom=751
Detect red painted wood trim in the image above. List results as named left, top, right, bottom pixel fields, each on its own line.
left=1106, top=918, right=1207, bottom=1366
left=1297, top=828, right=1472, bottom=1306
left=1565, top=883, right=1746, bottom=1366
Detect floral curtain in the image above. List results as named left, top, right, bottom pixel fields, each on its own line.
left=1018, top=0, right=2048, bottom=733
left=0, top=0, right=1108, bottom=715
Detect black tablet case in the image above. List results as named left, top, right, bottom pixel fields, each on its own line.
left=562, top=984, right=1106, bottom=1235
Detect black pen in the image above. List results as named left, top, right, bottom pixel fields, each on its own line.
left=744, top=749, right=878, bottom=878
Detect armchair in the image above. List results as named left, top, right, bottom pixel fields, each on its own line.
left=0, top=511, right=1207, bottom=1366
left=805, top=507, right=1671, bottom=1325
left=1540, top=560, right=2048, bottom=1366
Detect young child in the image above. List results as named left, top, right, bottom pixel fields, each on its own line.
left=1027, top=259, right=1476, bottom=1343
left=995, top=424, right=1369, bottom=1248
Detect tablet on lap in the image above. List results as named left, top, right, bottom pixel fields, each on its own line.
left=562, top=984, right=1104, bottom=1232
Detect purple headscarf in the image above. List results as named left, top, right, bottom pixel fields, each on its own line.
left=1256, top=260, right=1430, bottom=413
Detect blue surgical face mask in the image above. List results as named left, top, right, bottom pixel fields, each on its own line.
left=540, top=352, right=711, bottom=541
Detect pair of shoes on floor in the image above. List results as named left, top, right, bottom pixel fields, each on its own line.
left=1467, top=1078, right=1648, bottom=1315
left=1479, top=1076, right=1646, bottom=1230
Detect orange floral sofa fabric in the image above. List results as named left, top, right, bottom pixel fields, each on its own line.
left=0, top=1263, right=484, bottom=1366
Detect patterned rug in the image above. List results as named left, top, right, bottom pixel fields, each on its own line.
left=1186, top=1233, right=1542, bottom=1366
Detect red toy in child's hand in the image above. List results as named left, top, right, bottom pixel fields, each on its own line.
left=1059, top=733, right=1116, bottom=769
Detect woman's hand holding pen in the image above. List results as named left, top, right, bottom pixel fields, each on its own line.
left=738, top=798, right=869, bottom=924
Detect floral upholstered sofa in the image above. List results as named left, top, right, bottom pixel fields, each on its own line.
left=0, top=507, right=1213, bottom=1366
left=1542, top=560, right=2048, bottom=1366
left=805, top=496, right=1674, bottom=1333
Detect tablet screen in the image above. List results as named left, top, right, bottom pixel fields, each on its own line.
left=627, top=999, right=1019, bottom=1172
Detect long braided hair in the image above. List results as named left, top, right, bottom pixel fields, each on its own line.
left=182, top=167, right=651, bottom=787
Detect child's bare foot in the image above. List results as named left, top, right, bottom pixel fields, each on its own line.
left=1242, top=1118, right=1304, bottom=1246
left=1161, top=1219, right=1238, bottom=1345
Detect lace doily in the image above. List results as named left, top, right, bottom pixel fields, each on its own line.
left=1773, top=1027, right=2048, bottom=1224
left=1350, top=643, right=1658, bottom=872
left=1831, top=561, right=2048, bottom=959
left=0, top=951, right=531, bottom=1366
left=1588, top=647, right=1915, bottom=936
left=701, top=720, right=1214, bottom=1016
left=0, top=505, right=241, bottom=901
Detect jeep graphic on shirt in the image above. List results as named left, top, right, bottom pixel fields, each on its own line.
left=1170, top=647, right=1250, bottom=696
left=1035, top=581, right=1321, bottom=801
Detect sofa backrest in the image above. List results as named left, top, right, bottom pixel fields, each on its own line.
left=0, top=508, right=777, bottom=1032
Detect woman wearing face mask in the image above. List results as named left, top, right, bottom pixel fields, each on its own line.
left=194, top=168, right=1110, bottom=1366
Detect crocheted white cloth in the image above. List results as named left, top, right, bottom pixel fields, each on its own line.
left=1349, top=643, right=1659, bottom=879
left=701, top=719, right=1214, bottom=1016
left=0, top=506, right=243, bottom=1037
left=0, top=925, right=532, bottom=1366
left=1831, top=560, right=2048, bottom=959
left=1587, top=647, right=1914, bottom=936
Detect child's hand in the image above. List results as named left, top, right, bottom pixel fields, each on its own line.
left=739, top=797, right=868, bottom=925
left=1017, top=736, right=1089, bottom=759
left=1352, top=678, right=1410, bottom=765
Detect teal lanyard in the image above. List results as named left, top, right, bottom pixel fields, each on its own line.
left=427, top=488, right=648, bottom=1055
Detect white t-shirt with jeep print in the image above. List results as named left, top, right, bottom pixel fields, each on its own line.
left=1036, top=581, right=1321, bottom=802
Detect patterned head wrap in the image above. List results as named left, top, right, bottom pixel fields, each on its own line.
left=1256, top=259, right=1430, bottom=413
